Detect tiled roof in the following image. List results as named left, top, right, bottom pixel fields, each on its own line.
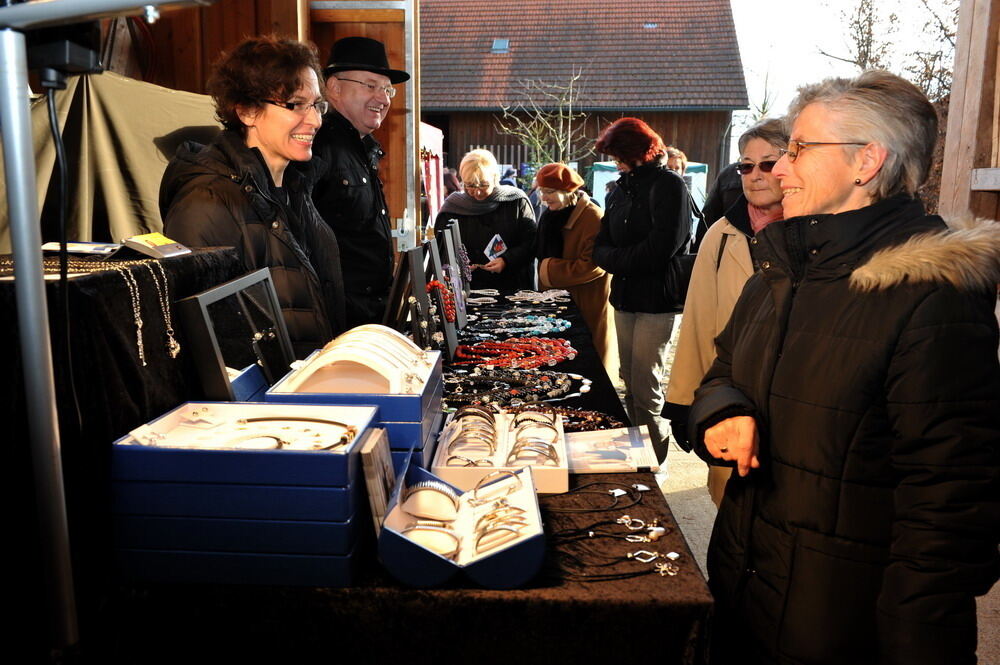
left=420, top=0, right=749, bottom=111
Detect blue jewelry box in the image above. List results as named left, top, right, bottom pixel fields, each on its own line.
left=378, top=465, right=545, bottom=589
left=111, top=402, right=378, bottom=585
left=264, top=349, right=444, bottom=458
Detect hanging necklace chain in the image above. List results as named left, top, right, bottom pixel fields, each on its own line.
left=112, top=265, right=146, bottom=367
left=144, top=262, right=181, bottom=359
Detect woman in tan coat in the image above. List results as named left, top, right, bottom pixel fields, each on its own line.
left=534, top=163, right=613, bottom=367
left=665, top=118, right=787, bottom=505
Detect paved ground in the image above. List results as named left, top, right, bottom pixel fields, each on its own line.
left=609, top=314, right=999, bottom=660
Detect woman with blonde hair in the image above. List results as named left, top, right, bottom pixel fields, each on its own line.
left=435, top=148, right=536, bottom=290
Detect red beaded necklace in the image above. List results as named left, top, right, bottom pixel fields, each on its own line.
left=426, top=279, right=457, bottom=323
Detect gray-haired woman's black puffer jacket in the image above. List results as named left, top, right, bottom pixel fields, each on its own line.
left=160, top=129, right=346, bottom=358
left=690, top=195, right=1000, bottom=665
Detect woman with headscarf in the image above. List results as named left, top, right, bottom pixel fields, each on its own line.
left=435, top=149, right=536, bottom=290
left=691, top=71, right=1000, bottom=665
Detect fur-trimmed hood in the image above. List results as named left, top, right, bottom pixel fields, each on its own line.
left=851, top=215, right=1000, bottom=292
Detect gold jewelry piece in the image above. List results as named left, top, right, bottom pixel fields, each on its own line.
left=475, top=524, right=523, bottom=554
left=236, top=416, right=357, bottom=448
left=445, top=455, right=493, bottom=467
left=470, top=470, right=521, bottom=505
left=401, top=480, right=461, bottom=521
left=400, top=524, right=462, bottom=560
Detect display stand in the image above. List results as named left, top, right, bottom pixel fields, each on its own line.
left=425, top=239, right=458, bottom=359
left=383, top=245, right=440, bottom=349
left=438, top=226, right=468, bottom=329
left=446, top=221, right=471, bottom=299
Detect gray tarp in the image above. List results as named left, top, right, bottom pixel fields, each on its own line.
left=0, top=71, right=219, bottom=253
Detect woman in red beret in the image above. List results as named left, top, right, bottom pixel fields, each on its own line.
left=535, top=163, right=613, bottom=367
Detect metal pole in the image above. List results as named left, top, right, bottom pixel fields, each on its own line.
left=0, top=28, right=78, bottom=650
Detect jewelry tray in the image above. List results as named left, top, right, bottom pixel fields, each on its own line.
left=378, top=465, right=545, bottom=589
left=113, top=402, right=379, bottom=487
left=431, top=410, right=569, bottom=493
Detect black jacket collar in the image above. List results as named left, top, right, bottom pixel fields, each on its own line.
left=755, top=195, right=943, bottom=281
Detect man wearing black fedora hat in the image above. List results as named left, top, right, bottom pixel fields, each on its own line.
left=312, top=36, right=410, bottom=329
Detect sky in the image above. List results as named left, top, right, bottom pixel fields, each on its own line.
left=728, top=0, right=957, bottom=158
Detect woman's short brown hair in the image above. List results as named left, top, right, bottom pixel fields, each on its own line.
left=207, top=35, right=322, bottom=132
left=595, top=118, right=667, bottom=165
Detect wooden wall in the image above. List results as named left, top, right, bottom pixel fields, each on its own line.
left=146, top=0, right=305, bottom=94
left=423, top=110, right=733, bottom=182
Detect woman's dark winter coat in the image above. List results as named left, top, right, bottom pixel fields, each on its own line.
left=690, top=195, right=1000, bottom=665
left=160, top=129, right=346, bottom=359
left=592, top=162, right=691, bottom=312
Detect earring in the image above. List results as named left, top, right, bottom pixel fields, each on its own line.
left=854, top=178, right=862, bottom=185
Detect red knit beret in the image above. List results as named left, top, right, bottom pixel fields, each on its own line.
left=535, top=163, right=584, bottom=192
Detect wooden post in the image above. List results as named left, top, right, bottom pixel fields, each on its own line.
left=939, top=0, right=1000, bottom=220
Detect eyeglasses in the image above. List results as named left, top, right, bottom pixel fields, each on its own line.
left=335, top=77, right=397, bottom=99
left=736, top=160, right=777, bottom=175
left=261, top=99, right=329, bottom=115
left=464, top=182, right=491, bottom=191
left=779, top=140, right=868, bottom=163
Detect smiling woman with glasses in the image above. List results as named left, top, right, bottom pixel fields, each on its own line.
left=689, top=71, right=1000, bottom=665
left=665, top=117, right=787, bottom=506
left=161, top=35, right=346, bottom=357
left=434, top=148, right=537, bottom=290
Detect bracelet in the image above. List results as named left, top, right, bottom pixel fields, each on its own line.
left=513, top=420, right=559, bottom=443
left=475, top=524, right=523, bottom=554
left=506, top=441, right=560, bottom=466
left=470, top=470, right=521, bottom=505
left=446, top=455, right=493, bottom=467
left=400, top=524, right=462, bottom=560
left=401, top=480, right=461, bottom=522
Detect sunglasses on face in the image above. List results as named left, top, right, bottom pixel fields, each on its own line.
left=736, top=160, right=777, bottom=175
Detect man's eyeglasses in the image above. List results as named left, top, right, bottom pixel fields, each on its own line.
left=261, top=99, right=329, bottom=115
left=736, top=160, right=777, bottom=175
left=336, top=77, right=397, bottom=99
left=779, top=140, right=868, bottom=163
left=464, top=182, right=491, bottom=191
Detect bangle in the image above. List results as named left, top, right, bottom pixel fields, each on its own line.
left=401, top=524, right=462, bottom=560
left=446, top=455, right=493, bottom=467
left=475, top=524, right=522, bottom=554
left=401, top=480, right=461, bottom=522
left=470, top=470, right=521, bottom=505
left=513, top=421, right=559, bottom=443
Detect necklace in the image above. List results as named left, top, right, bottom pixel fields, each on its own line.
left=144, top=262, right=181, bottom=359
left=112, top=265, right=146, bottom=367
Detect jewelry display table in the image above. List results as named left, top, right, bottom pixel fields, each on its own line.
left=94, top=472, right=712, bottom=664
left=86, top=296, right=712, bottom=663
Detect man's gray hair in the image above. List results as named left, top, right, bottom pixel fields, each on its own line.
left=738, top=117, right=789, bottom=155
left=787, top=70, right=937, bottom=202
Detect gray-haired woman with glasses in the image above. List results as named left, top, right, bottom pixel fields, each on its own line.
left=690, top=71, right=1000, bottom=665
left=665, top=117, right=787, bottom=506
left=161, top=35, right=346, bottom=357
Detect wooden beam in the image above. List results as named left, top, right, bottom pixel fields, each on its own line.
left=939, top=0, right=1000, bottom=218
left=311, top=9, right=404, bottom=23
